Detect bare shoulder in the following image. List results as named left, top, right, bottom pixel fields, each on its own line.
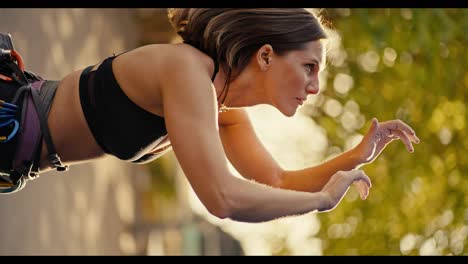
left=156, top=44, right=216, bottom=85
left=154, top=44, right=216, bottom=97
left=116, top=44, right=213, bottom=85
left=109, top=43, right=214, bottom=115
left=115, top=43, right=213, bottom=82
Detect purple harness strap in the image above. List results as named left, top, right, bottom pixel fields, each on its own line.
left=12, top=80, right=44, bottom=175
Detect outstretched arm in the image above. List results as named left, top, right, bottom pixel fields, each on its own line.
left=219, top=109, right=419, bottom=193
left=160, top=48, right=369, bottom=223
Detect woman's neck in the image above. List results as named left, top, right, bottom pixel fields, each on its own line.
left=212, top=65, right=267, bottom=108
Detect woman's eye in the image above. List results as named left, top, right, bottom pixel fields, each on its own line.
left=305, top=64, right=316, bottom=73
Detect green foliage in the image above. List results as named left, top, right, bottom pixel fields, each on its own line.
left=137, top=8, right=467, bottom=255
left=147, top=152, right=177, bottom=200
left=313, top=8, right=467, bottom=255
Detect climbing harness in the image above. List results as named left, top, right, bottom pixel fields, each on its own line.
left=0, top=33, right=68, bottom=194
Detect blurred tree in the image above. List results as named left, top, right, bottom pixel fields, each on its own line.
left=135, top=8, right=180, bottom=224
left=136, top=8, right=178, bottom=45
left=135, top=8, right=467, bottom=255
left=310, top=8, right=467, bottom=255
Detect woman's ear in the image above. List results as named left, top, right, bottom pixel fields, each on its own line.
left=256, top=44, right=273, bottom=71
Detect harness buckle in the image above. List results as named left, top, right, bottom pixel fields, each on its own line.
left=48, top=153, right=69, bottom=172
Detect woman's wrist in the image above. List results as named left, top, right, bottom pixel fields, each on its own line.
left=349, top=146, right=366, bottom=168
left=317, top=191, right=332, bottom=212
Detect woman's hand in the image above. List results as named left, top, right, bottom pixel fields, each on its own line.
left=354, top=118, right=420, bottom=165
left=318, top=170, right=372, bottom=212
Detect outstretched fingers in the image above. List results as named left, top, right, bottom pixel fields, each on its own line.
left=349, top=170, right=372, bottom=200
left=354, top=180, right=370, bottom=200
left=319, top=170, right=372, bottom=212
left=388, top=120, right=420, bottom=144
left=391, top=129, right=415, bottom=153
left=349, top=170, right=371, bottom=187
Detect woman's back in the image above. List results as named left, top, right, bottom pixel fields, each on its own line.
left=39, top=44, right=215, bottom=171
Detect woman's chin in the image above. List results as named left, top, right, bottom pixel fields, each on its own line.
left=279, top=106, right=297, bottom=117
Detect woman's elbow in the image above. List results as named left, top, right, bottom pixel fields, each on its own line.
left=204, top=189, right=232, bottom=220
left=207, top=205, right=231, bottom=220
left=201, top=175, right=242, bottom=220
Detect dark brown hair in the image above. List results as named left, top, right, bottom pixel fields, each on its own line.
left=168, top=8, right=328, bottom=103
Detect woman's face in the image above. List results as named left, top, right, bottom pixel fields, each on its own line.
left=265, top=40, right=324, bottom=117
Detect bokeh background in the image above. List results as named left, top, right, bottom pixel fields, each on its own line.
left=0, top=8, right=466, bottom=255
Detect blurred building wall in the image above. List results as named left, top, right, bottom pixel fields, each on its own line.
left=0, top=8, right=245, bottom=255
left=0, top=8, right=142, bottom=255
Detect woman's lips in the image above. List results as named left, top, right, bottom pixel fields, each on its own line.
left=295, top=97, right=305, bottom=105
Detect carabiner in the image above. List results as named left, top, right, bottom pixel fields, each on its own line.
left=0, top=100, right=18, bottom=110
left=0, top=177, right=26, bottom=194
left=0, top=107, right=16, bottom=114
left=0, top=114, right=14, bottom=119
left=0, top=119, right=19, bottom=143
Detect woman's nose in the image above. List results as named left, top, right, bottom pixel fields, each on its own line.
left=306, top=82, right=319, bottom=95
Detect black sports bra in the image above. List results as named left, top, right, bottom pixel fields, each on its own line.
left=79, top=48, right=219, bottom=163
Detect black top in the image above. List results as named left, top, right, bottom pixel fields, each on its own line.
left=79, top=50, right=219, bottom=163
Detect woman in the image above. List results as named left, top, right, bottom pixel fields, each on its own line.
left=0, top=9, right=419, bottom=223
